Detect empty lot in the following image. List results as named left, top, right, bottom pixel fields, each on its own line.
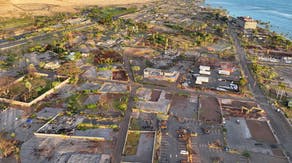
left=199, top=96, right=222, bottom=124
left=169, top=95, right=198, bottom=119
left=246, top=120, right=277, bottom=144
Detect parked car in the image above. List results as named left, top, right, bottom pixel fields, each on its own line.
left=236, top=119, right=240, bottom=124
left=180, top=150, right=189, bottom=155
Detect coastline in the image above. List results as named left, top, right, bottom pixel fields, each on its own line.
left=204, top=0, right=292, bottom=40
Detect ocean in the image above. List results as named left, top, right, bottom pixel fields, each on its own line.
left=205, top=0, right=292, bottom=39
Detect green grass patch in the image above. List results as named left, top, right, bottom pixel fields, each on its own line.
left=164, top=23, right=184, bottom=31
left=0, top=17, right=34, bottom=30
left=176, top=91, right=190, bottom=97
left=124, top=131, right=140, bottom=155
left=129, top=118, right=141, bottom=130
left=85, top=6, right=137, bottom=24
left=97, top=65, right=113, bottom=71
left=85, top=103, right=97, bottom=109
left=66, top=92, right=88, bottom=113
left=114, top=95, right=129, bottom=112
left=242, top=151, right=251, bottom=158
left=77, top=123, right=118, bottom=130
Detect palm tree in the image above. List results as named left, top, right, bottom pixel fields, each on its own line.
left=24, top=80, right=32, bottom=102
left=277, top=82, right=286, bottom=100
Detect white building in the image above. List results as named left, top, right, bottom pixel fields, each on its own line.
left=143, top=68, right=179, bottom=82
left=199, top=70, right=211, bottom=75
left=199, top=65, right=210, bottom=71
left=195, top=76, right=209, bottom=85
left=237, top=16, right=257, bottom=29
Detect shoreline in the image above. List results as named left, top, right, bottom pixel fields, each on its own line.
left=204, top=1, right=292, bottom=40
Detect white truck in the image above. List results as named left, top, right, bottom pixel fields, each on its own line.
left=218, top=70, right=230, bottom=76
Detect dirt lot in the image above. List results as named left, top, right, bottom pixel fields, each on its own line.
left=0, top=0, right=155, bottom=17
left=0, top=77, right=15, bottom=87
left=220, top=99, right=265, bottom=119
left=246, top=120, right=277, bottom=144
left=272, top=149, right=285, bottom=157
left=112, top=70, right=128, bottom=81
left=169, top=95, right=198, bottom=119
left=274, top=66, right=292, bottom=96
left=221, top=99, right=257, bottom=109
left=123, top=47, right=157, bottom=58
left=199, top=96, right=222, bottom=124
left=164, top=93, right=173, bottom=100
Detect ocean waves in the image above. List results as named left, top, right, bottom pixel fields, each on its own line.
left=256, top=9, right=292, bottom=19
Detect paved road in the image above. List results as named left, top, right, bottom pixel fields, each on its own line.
left=0, top=11, right=137, bottom=51
left=112, top=85, right=137, bottom=163
left=0, top=23, right=95, bottom=50
left=112, top=54, right=136, bottom=163
left=229, top=24, right=292, bottom=160
left=123, top=55, right=135, bottom=82
left=93, top=76, right=255, bottom=103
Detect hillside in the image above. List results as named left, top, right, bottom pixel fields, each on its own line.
left=0, top=0, right=154, bottom=17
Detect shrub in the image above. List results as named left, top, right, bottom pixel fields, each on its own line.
left=86, top=104, right=97, bottom=109
left=118, top=103, right=127, bottom=111
left=242, top=151, right=250, bottom=158
left=0, top=133, right=19, bottom=158
left=239, top=77, right=247, bottom=86
left=131, top=66, right=140, bottom=72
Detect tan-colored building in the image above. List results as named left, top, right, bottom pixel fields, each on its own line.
left=143, top=68, right=179, bottom=82
left=237, top=16, right=257, bottom=29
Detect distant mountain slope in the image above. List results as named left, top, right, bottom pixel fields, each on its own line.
left=0, top=0, right=154, bottom=17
